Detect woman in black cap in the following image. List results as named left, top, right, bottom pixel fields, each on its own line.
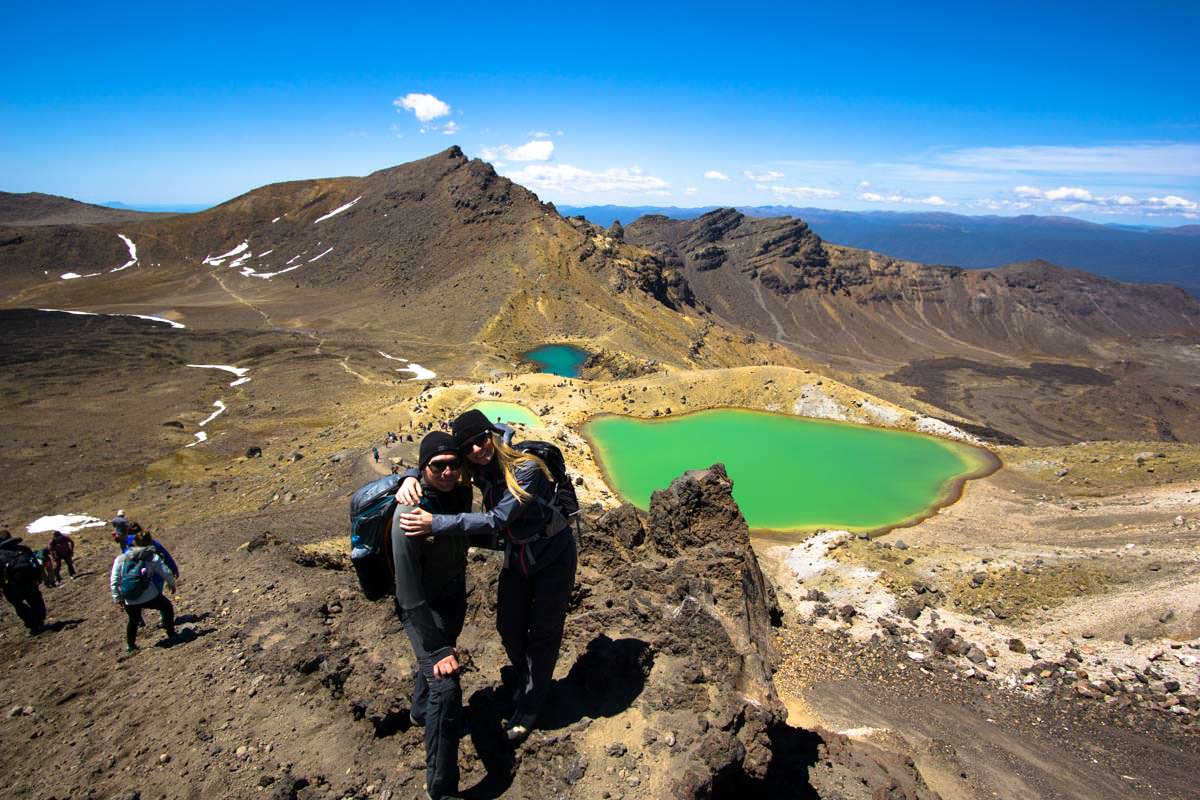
left=397, top=409, right=576, bottom=744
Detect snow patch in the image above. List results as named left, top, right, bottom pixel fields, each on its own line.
left=378, top=351, right=437, bottom=380
left=307, top=246, right=333, bottom=262
left=37, top=308, right=184, bottom=329
left=126, top=314, right=185, bottom=329
left=61, top=271, right=101, bottom=280
left=313, top=195, right=362, bottom=223
left=271, top=216, right=281, bottom=223
left=199, top=400, right=227, bottom=427
left=203, top=241, right=249, bottom=266
left=110, top=233, right=139, bottom=272
left=187, top=364, right=250, bottom=386
left=26, top=514, right=106, bottom=534
left=229, top=250, right=253, bottom=269
left=186, top=431, right=209, bottom=447
left=257, top=249, right=274, bottom=258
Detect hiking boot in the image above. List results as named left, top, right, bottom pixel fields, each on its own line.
left=409, top=710, right=425, bottom=728
left=125, top=643, right=139, bottom=654
left=426, top=790, right=464, bottom=800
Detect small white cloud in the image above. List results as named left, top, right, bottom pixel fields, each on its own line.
left=505, top=163, right=670, bottom=195
left=921, top=195, right=953, bottom=206
left=1115, top=195, right=1137, bottom=206
left=765, top=184, right=839, bottom=200
left=684, top=187, right=699, bottom=195
left=480, top=140, right=555, bottom=162
left=1013, top=185, right=1043, bottom=198
left=704, top=170, right=730, bottom=181
left=1147, top=194, right=1199, bottom=211
left=857, top=180, right=871, bottom=190
left=395, top=92, right=451, bottom=122
left=1044, top=186, right=1093, bottom=201
left=744, top=169, right=784, bottom=182
left=529, top=130, right=558, bottom=139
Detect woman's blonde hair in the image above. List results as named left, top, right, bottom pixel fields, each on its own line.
left=492, top=435, right=553, bottom=502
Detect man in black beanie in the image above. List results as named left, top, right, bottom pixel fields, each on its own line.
left=392, top=431, right=474, bottom=800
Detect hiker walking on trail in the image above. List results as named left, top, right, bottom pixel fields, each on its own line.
left=392, top=432, right=473, bottom=800
left=372, top=445, right=380, bottom=463
left=1, top=534, right=47, bottom=635
left=111, top=510, right=129, bottom=539
left=397, top=410, right=578, bottom=744
left=48, top=531, right=76, bottom=581
left=110, top=530, right=177, bottom=653
left=119, top=527, right=179, bottom=578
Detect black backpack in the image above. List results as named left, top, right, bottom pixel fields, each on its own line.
left=0, top=546, right=42, bottom=588
left=514, top=440, right=580, bottom=533
left=349, top=474, right=402, bottom=600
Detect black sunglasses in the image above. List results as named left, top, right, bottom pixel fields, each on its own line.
left=427, top=457, right=462, bottom=472
left=463, top=432, right=493, bottom=449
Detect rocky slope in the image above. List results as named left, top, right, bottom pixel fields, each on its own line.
left=625, top=209, right=1200, bottom=444
left=0, top=462, right=943, bottom=799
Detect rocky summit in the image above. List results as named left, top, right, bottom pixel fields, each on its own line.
left=1, top=148, right=1198, bottom=800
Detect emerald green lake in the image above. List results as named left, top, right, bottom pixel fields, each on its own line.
left=469, top=401, right=540, bottom=428
left=584, top=409, right=997, bottom=532
left=523, top=344, right=589, bottom=378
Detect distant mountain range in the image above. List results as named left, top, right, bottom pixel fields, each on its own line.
left=560, top=205, right=1200, bottom=296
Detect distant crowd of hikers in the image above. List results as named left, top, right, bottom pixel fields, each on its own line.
left=2, top=509, right=182, bottom=653
left=351, top=408, right=579, bottom=800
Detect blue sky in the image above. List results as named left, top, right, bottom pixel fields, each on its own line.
left=2, top=1, right=1198, bottom=223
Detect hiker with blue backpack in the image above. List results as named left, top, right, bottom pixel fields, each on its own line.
left=119, top=525, right=179, bottom=578
left=397, top=409, right=579, bottom=745
left=390, top=431, right=475, bottom=800
left=110, top=529, right=177, bottom=654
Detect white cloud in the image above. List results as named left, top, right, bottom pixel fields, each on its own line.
left=856, top=190, right=952, bottom=207
left=857, top=180, right=871, bottom=190
left=764, top=184, right=839, bottom=200
left=941, top=142, right=1200, bottom=177
left=921, top=195, right=953, bottom=206
left=704, top=170, right=730, bottom=181
left=683, top=187, right=699, bottom=195
left=1013, top=185, right=1043, bottom=198
left=744, top=169, right=784, bottom=182
left=480, top=140, right=555, bottom=162
left=505, top=163, right=670, bottom=195
left=1147, top=194, right=1199, bottom=211
left=394, top=92, right=451, bottom=122
left=528, top=130, right=562, bottom=139
left=1044, top=186, right=1093, bottom=201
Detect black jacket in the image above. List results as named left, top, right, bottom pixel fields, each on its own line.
left=391, top=477, right=472, bottom=661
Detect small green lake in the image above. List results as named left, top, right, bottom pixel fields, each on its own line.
left=584, top=409, right=997, bottom=532
left=523, top=344, right=589, bottom=378
left=469, top=401, right=540, bottom=428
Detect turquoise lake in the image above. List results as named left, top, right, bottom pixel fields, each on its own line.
left=523, top=344, right=589, bottom=378
left=585, top=409, right=998, bottom=532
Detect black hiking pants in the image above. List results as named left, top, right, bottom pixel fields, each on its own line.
left=124, top=593, right=175, bottom=647
left=4, top=584, right=46, bottom=633
left=400, top=592, right=466, bottom=800
left=53, top=554, right=76, bottom=580
left=497, top=532, right=577, bottom=730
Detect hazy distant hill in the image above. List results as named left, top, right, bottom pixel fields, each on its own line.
left=562, top=205, right=1200, bottom=295
left=0, top=191, right=175, bottom=226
